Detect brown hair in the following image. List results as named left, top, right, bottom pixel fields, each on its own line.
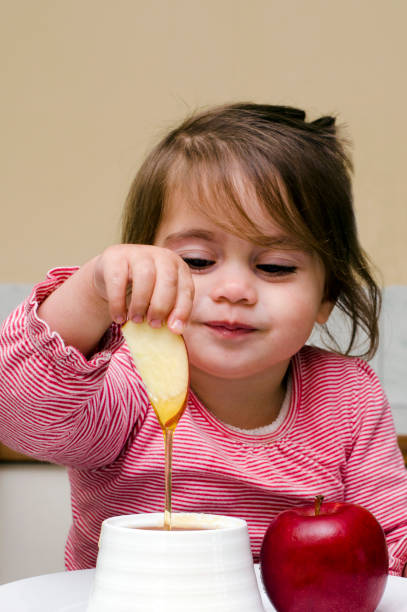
left=122, top=103, right=381, bottom=359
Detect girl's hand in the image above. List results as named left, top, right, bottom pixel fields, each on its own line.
left=37, top=244, right=194, bottom=357
left=93, top=244, right=194, bottom=334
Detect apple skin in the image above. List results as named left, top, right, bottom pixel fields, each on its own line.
left=260, top=501, right=389, bottom=612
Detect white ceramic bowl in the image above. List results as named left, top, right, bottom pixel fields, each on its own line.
left=86, top=512, right=265, bottom=611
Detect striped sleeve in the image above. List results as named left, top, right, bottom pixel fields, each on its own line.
left=344, top=360, right=407, bottom=575
left=0, top=267, right=140, bottom=468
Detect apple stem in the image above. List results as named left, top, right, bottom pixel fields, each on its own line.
left=315, top=495, right=324, bottom=516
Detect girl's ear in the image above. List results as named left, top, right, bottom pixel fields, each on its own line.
left=316, top=299, right=335, bottom=325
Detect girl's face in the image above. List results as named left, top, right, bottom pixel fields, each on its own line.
left=154, top=188, right=333, bottom=382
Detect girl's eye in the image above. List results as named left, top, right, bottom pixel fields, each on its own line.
left=182, top=257, right=215, bottom=270
left=256, top=264, right=297, bottom=276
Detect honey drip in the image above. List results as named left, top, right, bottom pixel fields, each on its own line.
left=152, top=392, right=187, bottom=530
left=163, top=427, right=174, bottom=530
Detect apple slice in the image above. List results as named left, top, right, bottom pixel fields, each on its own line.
left=122, top=321, right=189, bottom=429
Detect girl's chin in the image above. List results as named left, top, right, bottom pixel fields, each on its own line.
left=189, top=357, right=275, bottom=381
left=184, top=331, right=299, bottom=379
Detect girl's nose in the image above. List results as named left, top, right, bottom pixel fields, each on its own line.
left=209, top=269, right=258, bottom=305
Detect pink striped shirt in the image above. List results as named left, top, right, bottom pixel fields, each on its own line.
left=1, top=267, right=407, bottom=575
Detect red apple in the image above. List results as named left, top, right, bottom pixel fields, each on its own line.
left=260, top=496, right=389, bottom=612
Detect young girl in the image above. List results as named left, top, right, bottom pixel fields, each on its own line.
left=1, top=103, right=406, bottom=576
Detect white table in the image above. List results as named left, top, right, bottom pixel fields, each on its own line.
left=0, top=567, right=406, bottom=611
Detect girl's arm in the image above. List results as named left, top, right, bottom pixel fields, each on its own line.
left=0, top=245, right=194, bottom=466
left=38, top=244, right=194, bottom=357
left=344, top=362, right=407, bottom=577
left=0, top=267, right=129, bottom=465
left=36, top=257, right=112, bottom=357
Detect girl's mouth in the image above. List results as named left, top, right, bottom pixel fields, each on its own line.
left=204, top=321, right=257, bottom=338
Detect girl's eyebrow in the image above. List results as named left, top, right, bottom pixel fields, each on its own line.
left=163, top=229, right=216, bottom=244
left=261, top=236, right=306, bottom=250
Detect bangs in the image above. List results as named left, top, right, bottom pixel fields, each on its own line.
left=166, top=150, right=315, bottom=252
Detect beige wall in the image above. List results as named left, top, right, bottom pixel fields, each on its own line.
left=1, top=0, right=405, bottom=284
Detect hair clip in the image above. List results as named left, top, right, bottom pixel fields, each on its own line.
left=311, top=116, right=336, bottom=128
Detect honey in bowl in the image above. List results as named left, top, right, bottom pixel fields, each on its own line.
left=133, top=525, right=215, bottom=531
left=121, top=320, right=189, bottom=530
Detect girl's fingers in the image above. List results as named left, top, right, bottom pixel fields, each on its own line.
left=95, top=245, right=194, bottom=330
left=102, top=257, right=131, bottom=324
left=167, top=263, right=195, bottom=334
left=145, top=254, right=180, bottom=326
left=127, top=257, right=156, bottom=323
